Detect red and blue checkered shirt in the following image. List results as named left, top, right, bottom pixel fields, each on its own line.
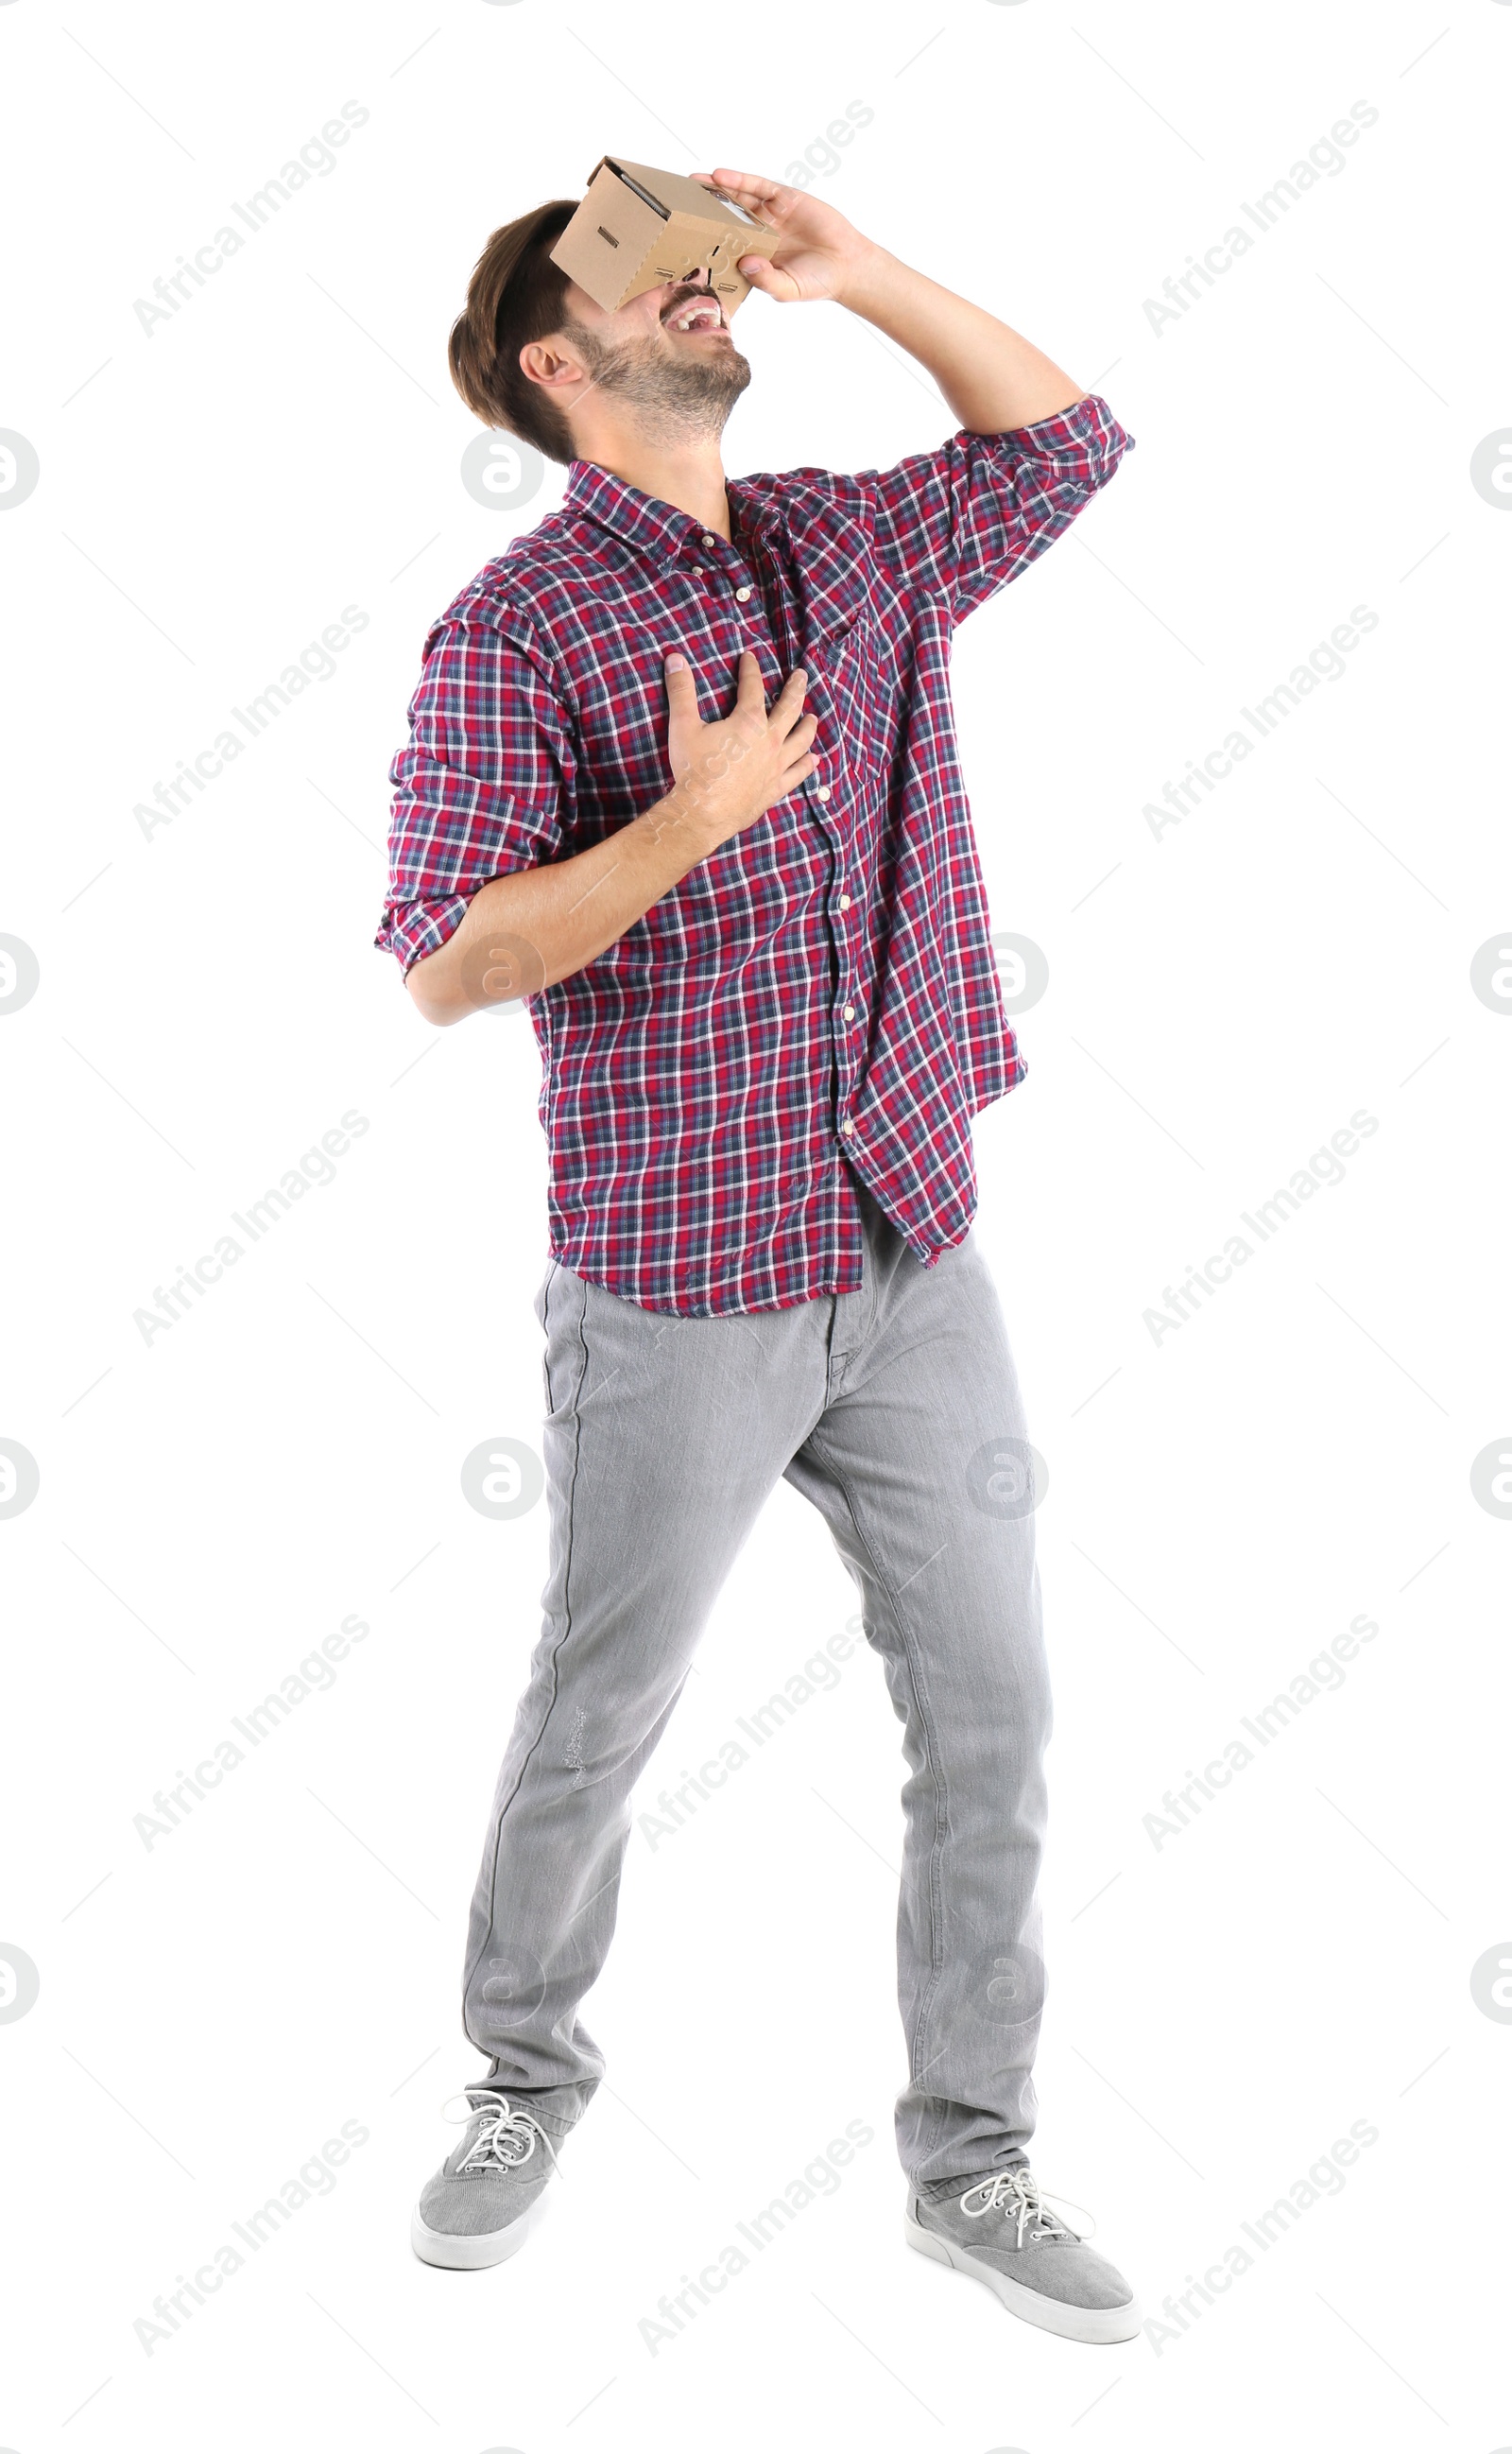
left=378, top=394, right=1132, bottom=1315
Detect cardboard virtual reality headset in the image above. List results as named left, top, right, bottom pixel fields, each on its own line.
left=549, top=157, right=779, bottom=316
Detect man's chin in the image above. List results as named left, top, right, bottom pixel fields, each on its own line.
left=568, top=320, right=752, bottom=435
left=661, top=349, right=752, bottom=423
left=663, top=330, right=749, bottom=373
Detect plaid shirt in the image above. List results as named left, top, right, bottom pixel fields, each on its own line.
left=378, top=393, right=1132, bottom=1315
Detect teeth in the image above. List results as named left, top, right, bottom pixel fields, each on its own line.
left=672, top=304, right=719, bottom=331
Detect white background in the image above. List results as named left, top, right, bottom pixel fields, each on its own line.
left=3, top=0, right=1509, bottom=2446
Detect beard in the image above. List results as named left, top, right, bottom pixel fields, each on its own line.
left=561, top=311, right=751, bottom=443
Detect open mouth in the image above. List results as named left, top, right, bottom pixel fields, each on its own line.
left=663, top=297, right=726, bottom=335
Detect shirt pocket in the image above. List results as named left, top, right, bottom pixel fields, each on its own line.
left=805, top=598, right=889, bottom=779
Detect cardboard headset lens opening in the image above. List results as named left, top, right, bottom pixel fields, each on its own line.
left=549, top=157, right=779, bottom=317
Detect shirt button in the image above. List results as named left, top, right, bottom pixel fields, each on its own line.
left=735, top=585, right=752, bottom=602
left=839, top=892, right=851, bottom=909
left=843, top=1005, right=856, bottom=1020
left=841, top=1120, right=855, bottom=1137
left=701, top=533, right=715, bottom=546
left=692, top=563, right=706, bottom=574
left=816, top=785, right=832, bottom=802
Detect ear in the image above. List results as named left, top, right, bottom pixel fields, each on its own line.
left=518, top=335, right=583, bottom=395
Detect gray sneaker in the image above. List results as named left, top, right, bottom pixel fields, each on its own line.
left=410, top=2090, right=563, bottom=2271
left=905, top=2167, right=1140, bottom=2343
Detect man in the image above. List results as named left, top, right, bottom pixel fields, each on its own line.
left=377, top=162, right=1138, bottom=2342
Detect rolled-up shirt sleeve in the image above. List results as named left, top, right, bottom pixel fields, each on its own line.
left=857, top=391, right=1133, bottom=625
left=376, top=606, right=576, bottom=975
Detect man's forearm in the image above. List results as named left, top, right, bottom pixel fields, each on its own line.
left=405, top=791, right=722, bottom=1027
left=837, top=245, right=1085, bottom=434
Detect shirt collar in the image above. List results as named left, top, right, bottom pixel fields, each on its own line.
left=562, top=457, right=866, bottom=643
left=564, top=458, right=740, bottom=560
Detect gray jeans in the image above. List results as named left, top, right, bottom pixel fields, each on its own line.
left=462, top=1177, right=1052, bottom=2195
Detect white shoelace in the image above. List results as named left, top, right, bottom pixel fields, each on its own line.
left=958, top=2168, right=1088, bottom=2247
left=443, top=2092, right=562, bottom=2179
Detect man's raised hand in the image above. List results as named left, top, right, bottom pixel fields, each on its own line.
left=697, top=169, right=880, bottom=305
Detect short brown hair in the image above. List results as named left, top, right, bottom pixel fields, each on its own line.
left=448, top=199, right=580, bottom=465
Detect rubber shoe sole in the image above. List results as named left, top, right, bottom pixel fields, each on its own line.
left=904, top=2213, right=1141, bottom=2344
left=410, top=2198, right=538, bottom=2271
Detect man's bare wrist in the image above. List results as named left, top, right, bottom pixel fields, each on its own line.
left=636, top=790, right=728, bottom=862
left=833, top=237, right=902, bottom=320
